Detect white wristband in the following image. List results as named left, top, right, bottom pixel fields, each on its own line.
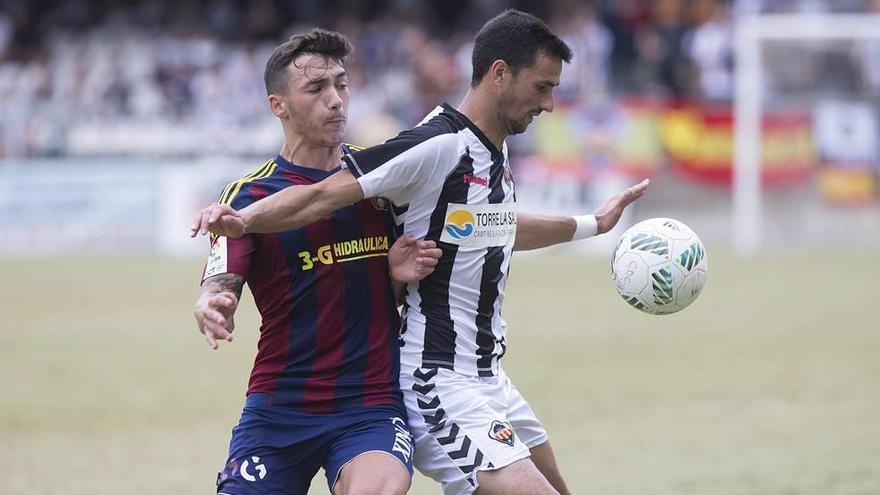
left=572, top=214, right=598, bottom=240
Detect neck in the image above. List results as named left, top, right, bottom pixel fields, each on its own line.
left=278, top=128, right=343, bottom=171
left=458, top=87, right=507, bottom=151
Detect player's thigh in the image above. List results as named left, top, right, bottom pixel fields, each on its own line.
left=475, top=457, right=558, bottom=495
left=325, top=414, right=414, bottom=495
left=333, top=451, right=411, bottom=495
left=528, top=441, right=571, bottom=495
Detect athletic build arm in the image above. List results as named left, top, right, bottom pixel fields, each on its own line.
left=192, top=130, right=457, bottom=240
left=191, top=169, right=364, bottom=238
left=513, top=179, right=650, bottom=251
left=513, top=213, right=578, bottom=251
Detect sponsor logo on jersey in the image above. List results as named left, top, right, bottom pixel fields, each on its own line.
left=489, top=420, right=515, bottom=446
left=440, top=203, right=516, bottom=248
left=239, top=456, right=267, bottom=482
left=462, top=173, right=488, bottom=187
left=297, top=235, right=389, bottom=271
left=444, top=210, right=476, bottom=240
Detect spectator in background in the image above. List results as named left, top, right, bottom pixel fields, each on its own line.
left=685, top=0, right=733, bottom=101
left=636, top=0, right=694, bottom=98
left=555, top=2, right=613, bottom=101
left=5, top=0, right=880, bottom=160
left=0, top=8, right=13, bottom=60
left=854, top=0, right=880, bottom=101
left=602, top=0, right=650, bottom=94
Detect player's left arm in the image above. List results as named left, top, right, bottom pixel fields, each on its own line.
left=513, top=179, right=650, bottom=251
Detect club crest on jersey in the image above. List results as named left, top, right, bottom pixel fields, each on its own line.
left=444, top=210, right=475, bottom=240
left=489, top=420, right=515, bottom=446
left=370, top=196, right=390, bottom=211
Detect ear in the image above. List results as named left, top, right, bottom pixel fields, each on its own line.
left=489, top=59, right=509, bottom=87
left=268, top=94, right=288, bottom=119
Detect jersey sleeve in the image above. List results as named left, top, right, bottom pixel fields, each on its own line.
left=200, top=185, right=258, bottom=283
left=201, top=234, right=255, bottom=283
left=341, top=127, right=460, bottom=206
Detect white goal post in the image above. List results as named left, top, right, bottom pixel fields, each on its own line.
left=733, top=13, right=880, bottom=256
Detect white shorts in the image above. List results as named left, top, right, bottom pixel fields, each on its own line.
left=400, top=366, right=548, bottom=495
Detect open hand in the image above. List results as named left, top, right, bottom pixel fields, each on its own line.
left=594, top=179, right=650, bottom=234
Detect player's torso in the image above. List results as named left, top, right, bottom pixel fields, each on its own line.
left=397, top=129, right=517, bottom=377
left=240, top=159, right=401, bottom=413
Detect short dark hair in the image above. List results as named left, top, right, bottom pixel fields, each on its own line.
left=470, top=9, right=572, bottom=87
left=264, top=28, right=353, bottom=95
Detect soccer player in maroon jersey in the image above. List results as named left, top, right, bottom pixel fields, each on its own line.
left=192, top=30, right=441, bottom=495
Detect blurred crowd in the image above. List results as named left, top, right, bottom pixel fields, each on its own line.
left=0, top=0, right=878, bottom=158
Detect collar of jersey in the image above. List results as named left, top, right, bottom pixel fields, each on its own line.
left=273, top=151, right=344, bottom=180
left=440, top=103, right=504, bottom=162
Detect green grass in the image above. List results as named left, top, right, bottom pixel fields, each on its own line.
left=1, top=253, right=878, bottom=494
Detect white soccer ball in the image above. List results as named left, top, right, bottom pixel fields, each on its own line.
left=611, top=218, right=708, bottom=315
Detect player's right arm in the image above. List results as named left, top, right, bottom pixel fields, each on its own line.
left=194, top=273, right=243, bottom=349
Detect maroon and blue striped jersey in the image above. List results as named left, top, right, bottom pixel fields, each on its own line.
left=202, top=149, right=402, bottom=414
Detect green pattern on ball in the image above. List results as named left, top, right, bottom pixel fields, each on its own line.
left=652, top=265, right=674, bottom=306
left=621, top=294, right=646, bottom=311
left=631, top=233, right=669, bottom=256
left=677, top=242, right=705, bottom=271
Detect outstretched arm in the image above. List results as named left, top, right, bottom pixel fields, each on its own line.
left=513, top=179, right=650, bottom=251
left=191, top=169, right=364, bottom=238
left=513, top=213, right=577, bottom=251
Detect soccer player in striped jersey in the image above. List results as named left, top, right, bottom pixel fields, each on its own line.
left=193, top=11, right=649, bottom=495
left=191, top=30, right=442, bottom=495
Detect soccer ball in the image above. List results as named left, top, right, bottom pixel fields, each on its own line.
left=611, top=218, right=707, bottom=315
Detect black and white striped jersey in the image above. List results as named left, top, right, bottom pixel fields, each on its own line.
left=342, top=103, right=517, bottom=377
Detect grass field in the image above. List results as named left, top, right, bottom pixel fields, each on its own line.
left=1, top=252, right=879, bottom=495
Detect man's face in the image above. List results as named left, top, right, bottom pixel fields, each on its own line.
left=276, top=54, right=349, bottom=147
left=495, top=51, right=562, bottom=135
